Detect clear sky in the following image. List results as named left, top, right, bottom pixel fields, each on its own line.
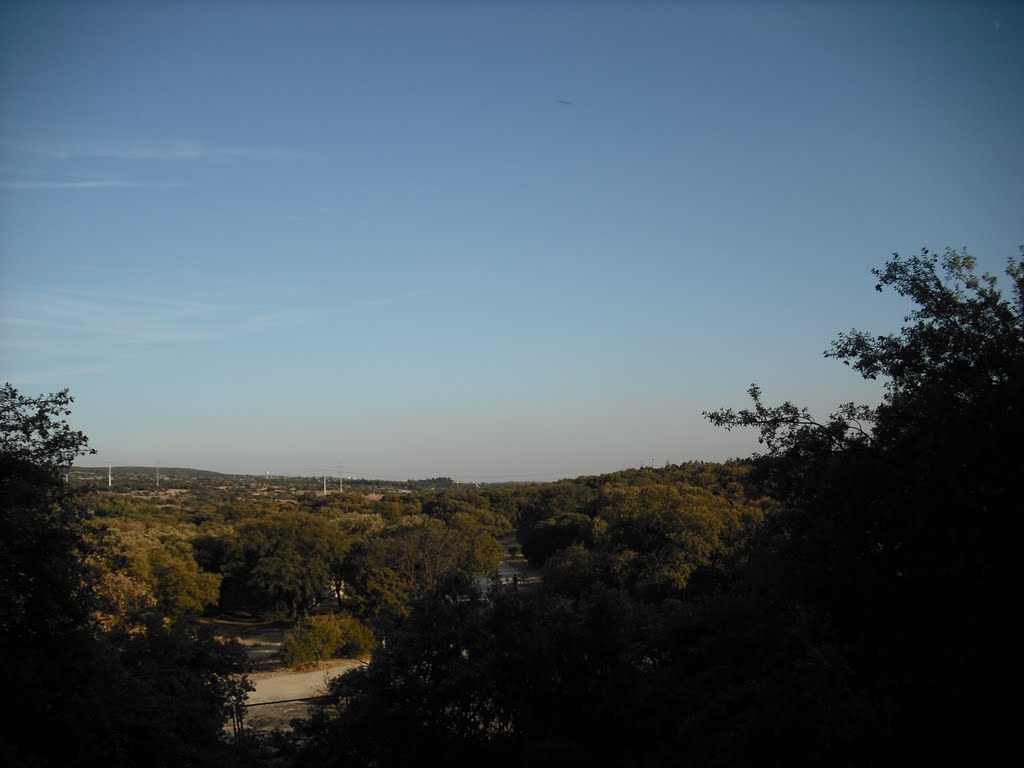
left=1, top=0, right=1021, bottom=481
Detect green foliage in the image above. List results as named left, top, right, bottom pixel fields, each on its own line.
left=86, top=494, right=171, bottom=518
left=421, top=489, right=515, bottom=537
left=594, top=482, right=760, bottom=595
left=145, top=542, right=222, bottom=619
left=703, top=246, right=1023, bottom=763
left=448, top=511, right=505, bottom=573
left=541, top=543, right=599, bottom=598
left=293, top=245, right=1022, bottom=767
left=1, top=385, right=97, bottom=649
left=515, top=464, right=766, bottom=601
left=517, top=480, right=600, bottom=533
left=100, top=620, right=253, bottom=766
left=341, top=561, right=413, bottom=626
left=340, top=512, right=504, bottom=625
left=1, top=385, right=251, bottom=767
left=283, top=614, right=375, bottom=667
left=0, top=383, right=94, bottom=470
left=89, top=516, right=221, bottom=623
left=221, top=512, right=349, bottom=619
left=299, top=583, right=867, bottom=768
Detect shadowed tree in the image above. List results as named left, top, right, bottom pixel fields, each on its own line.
left=704, top=246, right=1023, bottom=764
left=221, top=512, right=344, bottom=619
left=1, top=384, right=252, bottom=768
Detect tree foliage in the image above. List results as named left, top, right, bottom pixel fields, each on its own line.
left=283, top=614, right=375, bottom=668
left=1, top=385, right=96, bottom=650
left=1, top=384, right=251, bottom=767
left=221, top=513, right=346, bottom=619
left=340, top=513, right=503, bottom=627
left=702, top=246, right=1023, bottom=763
left=0, top=383, right=94, bottom=471
left=595, top=482, right=761, bottom=595
left=294, top=246, right=1022, bottom=767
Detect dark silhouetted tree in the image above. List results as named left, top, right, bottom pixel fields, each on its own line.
left=704, top=246, right=1023, bottom=764
left=1, top=384, right=251, bottom=768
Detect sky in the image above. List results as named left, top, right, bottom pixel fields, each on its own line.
left=1, top=0, right=1021, bottom=482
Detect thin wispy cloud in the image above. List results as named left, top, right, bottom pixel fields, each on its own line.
left=0, top=179, right=183, bottom=190
left=10, top=140, right=305, bottom=162
left=0, top=366, right=106, bottom=387
left=1, top=287, right=312, bottom=348
left=49, top=288, right=233, bottom=316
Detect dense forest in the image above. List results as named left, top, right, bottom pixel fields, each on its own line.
left=2, top=247, right=1019, bottom=766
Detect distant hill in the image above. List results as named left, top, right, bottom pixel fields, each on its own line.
left=73, top=466, right=232, bottom=479
left=71, top=466, right=458, bottom=491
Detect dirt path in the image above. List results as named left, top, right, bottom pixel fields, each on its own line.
left=241, top=659, right=367, bottom=732
left=246, top=659, right=365, bottom=704
left=199, top=617, right=366, bottom=733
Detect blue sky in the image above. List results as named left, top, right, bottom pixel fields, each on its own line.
left=1, top=0, right=1021, bottom=481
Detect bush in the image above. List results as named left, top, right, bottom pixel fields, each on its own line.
left=283, top=614, right=375, bottom=668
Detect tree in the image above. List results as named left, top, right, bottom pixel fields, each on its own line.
left=1, top=384, right=251, bottom=767
left=704, top=246, right=1023, bottom=763
left=594, top=483, right=761, bottom=596
left=221, top=513, right=343, bottom=619
left=0, top=383, right=94, bottom=471
left=144, top=541, right=222, bottom=620
left=334, top=512, right=504, bottom=631
left=91, top=516, right=223, bottom=624
left=283, top=614, right=375, bottom=667
left=1, top=385, right=96, bottom=651
left=447, top=511, right=504, bottom=575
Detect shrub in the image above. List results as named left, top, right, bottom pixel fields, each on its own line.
left=283, top=614, right=375, bottom=668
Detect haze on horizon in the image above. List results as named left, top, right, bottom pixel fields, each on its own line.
left=2, top=1, right=1021, bottom=482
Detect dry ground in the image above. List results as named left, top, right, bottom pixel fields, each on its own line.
left=243, top=659, right=365, bottom=733
left=201, top=615, right=365, bottom=732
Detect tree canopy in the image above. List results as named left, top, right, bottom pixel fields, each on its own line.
left=1, top=385, right=251, bottom=768
left=703, top=246, right=1022, bottom=764
left=295, top=245, right=1021, bottom=767
left=4, top=244, right=1019, bottom=766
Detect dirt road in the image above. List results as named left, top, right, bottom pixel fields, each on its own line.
left=247, top=659, right=364, bottom=704
left=200, top=616, right=366, bottom=730
left=242, top=659, right=365, bottom=732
